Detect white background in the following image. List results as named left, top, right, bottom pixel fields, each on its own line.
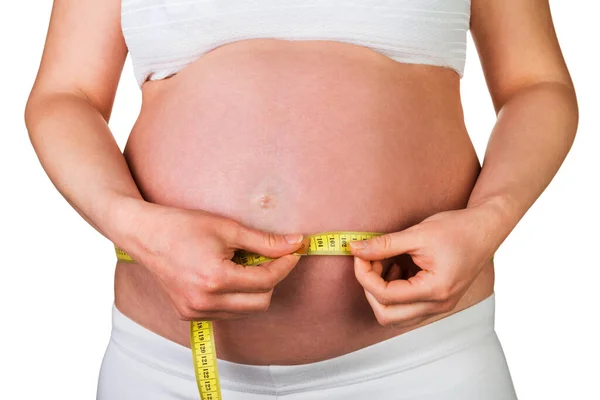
left=1, top=1, right=599, bottom=399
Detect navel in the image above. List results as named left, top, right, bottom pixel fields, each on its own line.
left=256, top=194, right=276, bottom=210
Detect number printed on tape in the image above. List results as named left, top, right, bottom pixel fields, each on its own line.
left=115, top=232, right=385, bottom=400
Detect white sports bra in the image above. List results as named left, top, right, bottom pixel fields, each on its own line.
left=121, top=0, right=471, bottom=87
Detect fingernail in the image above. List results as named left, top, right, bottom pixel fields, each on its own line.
left=350, top=240, right=368, bottom=249
left=285, top=234, right=303, bottom=244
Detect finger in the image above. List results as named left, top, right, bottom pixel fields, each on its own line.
left=218, top=254, right=301, bottom=293
left=354, top=256, right=434, bottom=304
left=226, top=223, right=305, bottom=258
left=372, top=259, right=384, bottom=275
left=384, top=263, right=402, bottom=281
left=364, top=290, right=438, bottom=327
left=349, top=229, right=420, bottom=261
left=175, top=308, right=246, bottom=321
left=206, top=290, right=275, bottom=314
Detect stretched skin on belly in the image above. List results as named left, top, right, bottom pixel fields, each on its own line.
left=117, top=39, right=492, bottom=364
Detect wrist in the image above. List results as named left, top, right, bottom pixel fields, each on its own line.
left=467, top=194, right=520, bottom=251
left=106, top=194, right=153, bottom=255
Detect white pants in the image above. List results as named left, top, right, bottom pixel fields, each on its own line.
left=97, top=293, right=517, bottom=399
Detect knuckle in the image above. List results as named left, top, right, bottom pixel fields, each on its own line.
left=263, top=232, right=278, bottom=248
left=376, top=312, right=392, bottom=327
left=376, top=291, right=393, bottom=306
left=226, top=220, right=243, bottom=243
left=253, top=276, right=275, bottom=293
left=188, top=296, right=209, bottom=312
left=190, top=295, right=221, bottom=315
left=174, top=305, right=195, bottom=321
left=184, top=293, right=206, bottom=311
left=203, top=273, right=227, bottom=293
left=257, top=298, right=271, bottom=313
left=262, top=275, right=278, bottom=290
left=375, top=234, right=393, bottom=250
left=433, top=284, right=452, bottom=302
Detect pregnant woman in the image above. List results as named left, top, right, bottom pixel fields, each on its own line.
left=25, top=0, right=577, bottom=399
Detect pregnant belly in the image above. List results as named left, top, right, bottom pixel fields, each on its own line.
left=118, top=39, right=492, bottom=364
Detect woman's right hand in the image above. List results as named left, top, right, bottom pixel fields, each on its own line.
left=115, top=199, right=304, bottom=321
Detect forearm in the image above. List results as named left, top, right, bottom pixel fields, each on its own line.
left=467, top=81, right=578, bottom=247
left=25, top=92, right=145, bottom=245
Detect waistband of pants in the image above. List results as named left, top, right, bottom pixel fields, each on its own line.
left=109, top=293, right=496, bottom=395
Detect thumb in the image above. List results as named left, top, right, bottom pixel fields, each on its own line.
left=349, top=229, right=420, bottom=261
left=229, top=224, right=305, bottom=258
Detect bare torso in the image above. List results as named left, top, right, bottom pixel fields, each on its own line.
left=116, top=39, right=495, bottom=365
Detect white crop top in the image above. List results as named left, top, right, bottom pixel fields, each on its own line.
left=121, top=0, right=471, bottom=87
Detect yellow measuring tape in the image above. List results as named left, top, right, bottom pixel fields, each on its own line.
left=114, top=231, right=382, bottom=400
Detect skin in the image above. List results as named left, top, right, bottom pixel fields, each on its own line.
left=114, top=44, right=489, bottom=363
left=350, top=0, right=579, bottom=326
left=25, top=0, right=577, bottom=366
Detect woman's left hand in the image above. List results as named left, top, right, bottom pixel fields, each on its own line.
left=349, top=202, right=503, bottom=328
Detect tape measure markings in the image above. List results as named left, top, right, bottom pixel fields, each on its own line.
left=114, top=231, right=383, bottom=400
left=191, top=321, right=220, bottom=400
